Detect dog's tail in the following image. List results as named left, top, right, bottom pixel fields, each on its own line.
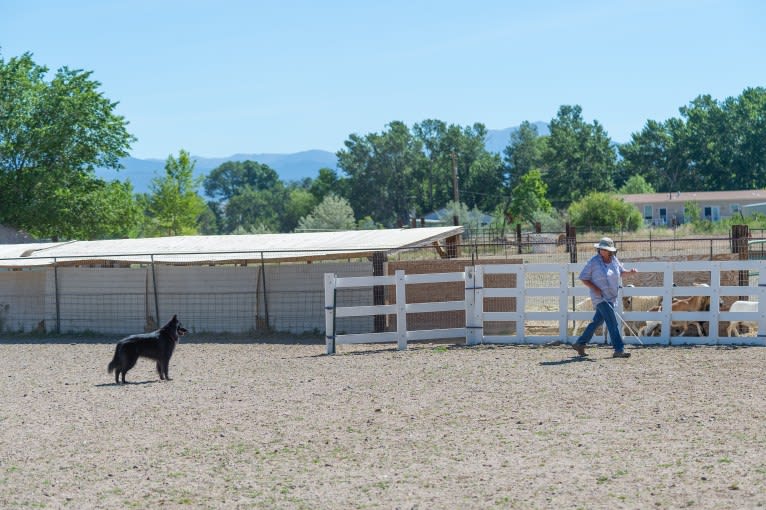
left=107, top=345, right=121, bottom=373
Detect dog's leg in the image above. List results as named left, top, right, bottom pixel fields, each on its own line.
left=156, top=360, right=166, bottom=380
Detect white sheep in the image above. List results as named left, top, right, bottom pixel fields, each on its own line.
left=726, top=300, right=759, bottom=337
left=640, top=288, right=712, bottom=337
left=621, top=294, right=663, bottom=336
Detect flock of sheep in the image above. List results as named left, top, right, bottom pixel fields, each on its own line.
left=571, top=284, right=758, bottom=338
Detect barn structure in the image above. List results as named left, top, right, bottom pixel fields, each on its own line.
left=0, top=227, right=462, bottom=336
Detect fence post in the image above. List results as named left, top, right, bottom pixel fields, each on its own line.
left=324, top=273, right=337, bottom=354
left=150, top=255, right=160, bottom=328
left=732, top=224, right=750, bottom=299
left=446, top=234, right=459, bottom=258
left=53, top=258, right=61, bottom=334
left=465, top=267, right=483, bottom=346
left=372, top=251, right=387, bottom=332
left=395, top=270, right=407, bottom=350
left=567, top=225, right=578, bottom=263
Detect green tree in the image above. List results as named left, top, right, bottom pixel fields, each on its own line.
left=544, top=105, right=617, bottom=208
left=296, top=194, right=356, bottom=231
left=720, top=87, right=766, bottom=190
left=508, top=169, right=552, bottom=225
left=455, top=123, right=504, bottom=213
left=0, top=52, right=137, bottom=239
left=503, top=120, right=546, bottom=190
left=618, top=174, right=655, bottom=194
left=337, top=122, right=424, bottom=226
left=411, top=119, right=451, bottom=212
left=618, top=118, right=691, bottom=194
left=220, top=185, right=287, bottom=233
left=201, top=160, right=290, bottom=233
left=141, top=150, right=206, bottom=236
left=42, top=176, right=141, bottom=239
left=567, top=192, right=643, bottom=231
left=282, top=187, right=317, bottom=232
left=308, top=168, right=348, bottom=202
left=619, top=87, right=766, bottom=193
left=203, top=160, right=280, bottom=202
left=683, top=200, right=702, bottom=225
left=410, top=120, right=504, bottom=216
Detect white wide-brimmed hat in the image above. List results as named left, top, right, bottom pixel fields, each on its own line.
left=594, top=237, right=617, bottom=252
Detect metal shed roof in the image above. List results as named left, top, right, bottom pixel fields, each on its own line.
left=0, top=227, right=464, bottom=268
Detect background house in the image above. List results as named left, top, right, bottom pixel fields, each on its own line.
left=620, top=190, right=766, bottom=226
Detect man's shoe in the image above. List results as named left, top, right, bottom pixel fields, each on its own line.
left=571, top=343, right=587, bottom=356
left=612, top=351, right=631, bottom=358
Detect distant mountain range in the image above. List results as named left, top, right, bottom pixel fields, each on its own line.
left=96, top=123, right=551, bottom=194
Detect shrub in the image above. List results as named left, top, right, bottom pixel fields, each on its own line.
left=568, top=192, right=643, bottom=231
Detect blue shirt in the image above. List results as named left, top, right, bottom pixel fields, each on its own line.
left=579, top=253, right=626, bottom=306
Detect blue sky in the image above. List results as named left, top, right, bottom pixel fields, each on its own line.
left=2, top=0, right=764, bottom=159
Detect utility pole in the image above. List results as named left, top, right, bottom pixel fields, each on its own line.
left=450, top=152, right=459, bottom=226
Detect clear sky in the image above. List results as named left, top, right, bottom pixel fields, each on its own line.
left=2, top=0, right=764, bottom=159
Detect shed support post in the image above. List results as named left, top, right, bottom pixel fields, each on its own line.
left=373, top=251, right=387, bottom=332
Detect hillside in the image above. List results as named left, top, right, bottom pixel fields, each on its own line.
left=97, top=124, right=550, bottom=194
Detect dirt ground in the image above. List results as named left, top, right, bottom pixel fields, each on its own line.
left=0, top=338, right=764, bottom=509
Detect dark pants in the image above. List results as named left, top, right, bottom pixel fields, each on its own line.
left=574, top=301, right=625, bottom=353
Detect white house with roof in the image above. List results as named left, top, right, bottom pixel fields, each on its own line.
left=620, top=189, right=766, bottom=226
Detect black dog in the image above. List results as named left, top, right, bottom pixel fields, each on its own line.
left=108, top=315, right=188, bottom=384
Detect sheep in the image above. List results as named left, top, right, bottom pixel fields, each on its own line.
left=726, top=300, right=759, bottom=337
left=621, top=293, right=663, bottom=336
left=640, top=292, right=712, bottom=337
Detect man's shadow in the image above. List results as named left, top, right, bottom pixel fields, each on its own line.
left=539, top=356, right=596, bottom=366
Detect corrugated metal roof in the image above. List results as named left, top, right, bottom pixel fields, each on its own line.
left=0, top=227, right=464, bottom=268
left=621, top=189, right=766, bottom=203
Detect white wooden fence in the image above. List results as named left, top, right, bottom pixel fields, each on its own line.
left=324, top=261, right=765, bottom=354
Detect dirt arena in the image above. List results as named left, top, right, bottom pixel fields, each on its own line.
left=1, top=339, right=764, bottom=509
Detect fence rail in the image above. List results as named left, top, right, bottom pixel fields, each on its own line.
left=0, top=231, right=762, bottom=337
left=324, top=261, right=766, bottom=353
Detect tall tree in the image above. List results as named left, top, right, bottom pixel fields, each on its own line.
left=412, top=120, right=503, bottom=215
left=282, top=186, right=317, bottom=232
left=503, top=120, right=546, bottom=190
left=0, top=52, right=136, bottom=239
left=203, top=160, right=280, bottom=202
left=543, top=105, right=617, bottom=208
left=337, top=122, right=424, bottom=226
left=508, top=169, right=552, bottom=225
left=296, top=194, right=356, bottom=231
left=141, top=150, right=206, bottom=236
left=412, top=119, right=452, bottom=211
left=619, top=117, right=692, bottom=194
left=451, top=123, right=504, bottom=213
left=201, top=160, right=290, bottom=233
left=620, top=88, right=766, bottom=193
left=618, top=174, right=655, bottom=194
left=222, top=185, right=287, bottom=233
left=722, top=87, right=766, bottom=190
left=308, top=167, right=348, bottom=203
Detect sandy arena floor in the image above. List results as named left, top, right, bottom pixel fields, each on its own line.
left=0, top=339, right=764, bottom=509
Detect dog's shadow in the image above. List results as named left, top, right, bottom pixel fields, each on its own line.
left=95, top=380, right=159, bottom=387
left=539, top=356, right=596, bottom=366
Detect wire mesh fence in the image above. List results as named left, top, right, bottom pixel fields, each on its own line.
left=0, top=227, right=760, bottom=339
